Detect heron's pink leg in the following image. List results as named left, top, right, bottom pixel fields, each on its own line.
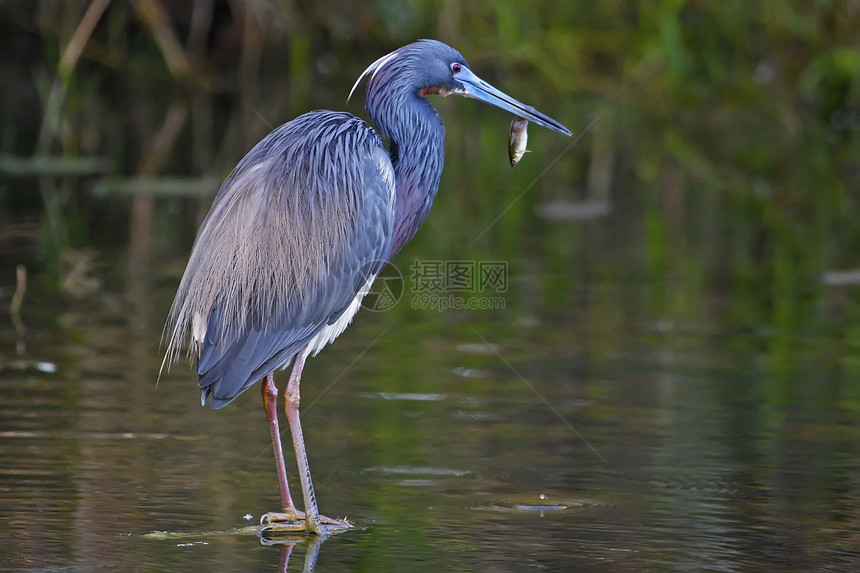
left=261, top=373, right=300, bottom=516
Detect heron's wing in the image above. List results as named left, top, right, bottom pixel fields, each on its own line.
left=164, top=111, right=394, bottom=408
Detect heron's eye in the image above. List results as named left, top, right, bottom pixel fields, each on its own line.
left=451, top=63, right=462, bottom=74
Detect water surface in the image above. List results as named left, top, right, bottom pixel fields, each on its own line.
left=2, top=211, right=859, bottom=571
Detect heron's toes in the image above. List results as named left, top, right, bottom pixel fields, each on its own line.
left=319, top=514, right=352, bottom=530
left=260, top=510, right=353, bottom=534
left=260, top=510, right=306, bottom=532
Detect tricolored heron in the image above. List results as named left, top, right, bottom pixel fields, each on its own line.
left=163, top=40, right=571, bottom=535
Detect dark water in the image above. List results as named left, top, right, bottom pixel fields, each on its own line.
left=3, top=202, right=860, bottom=571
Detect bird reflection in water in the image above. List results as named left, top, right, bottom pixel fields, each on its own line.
left=261, top=532, right=326, bottom=573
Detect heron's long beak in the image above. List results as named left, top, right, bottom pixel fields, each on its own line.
left=456, top=67, right=572, bottom=136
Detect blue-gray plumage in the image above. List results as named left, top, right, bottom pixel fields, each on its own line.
left=163, top=39, right=571, bottom=535
left=171, top=112, right=392, bottom=408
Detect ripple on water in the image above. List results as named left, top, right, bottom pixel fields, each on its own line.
left=362, top=465, right=473, bottom=478
left=358, top=391, right=447, bottom=401
left=471, top=493, right=614, bottom=514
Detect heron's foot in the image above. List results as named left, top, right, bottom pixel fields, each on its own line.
left=260, top=510, right=352, bottom=534
left=260, top=510, right=305, bottom=531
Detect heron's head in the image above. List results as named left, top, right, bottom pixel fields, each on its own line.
left=350, top=40, right=571, bottom=137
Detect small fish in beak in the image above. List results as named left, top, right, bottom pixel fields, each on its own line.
left=508, top=116, right=530, bottom=167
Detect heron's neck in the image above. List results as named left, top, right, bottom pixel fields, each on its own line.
left=372, top=94, right=445, bottom=259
